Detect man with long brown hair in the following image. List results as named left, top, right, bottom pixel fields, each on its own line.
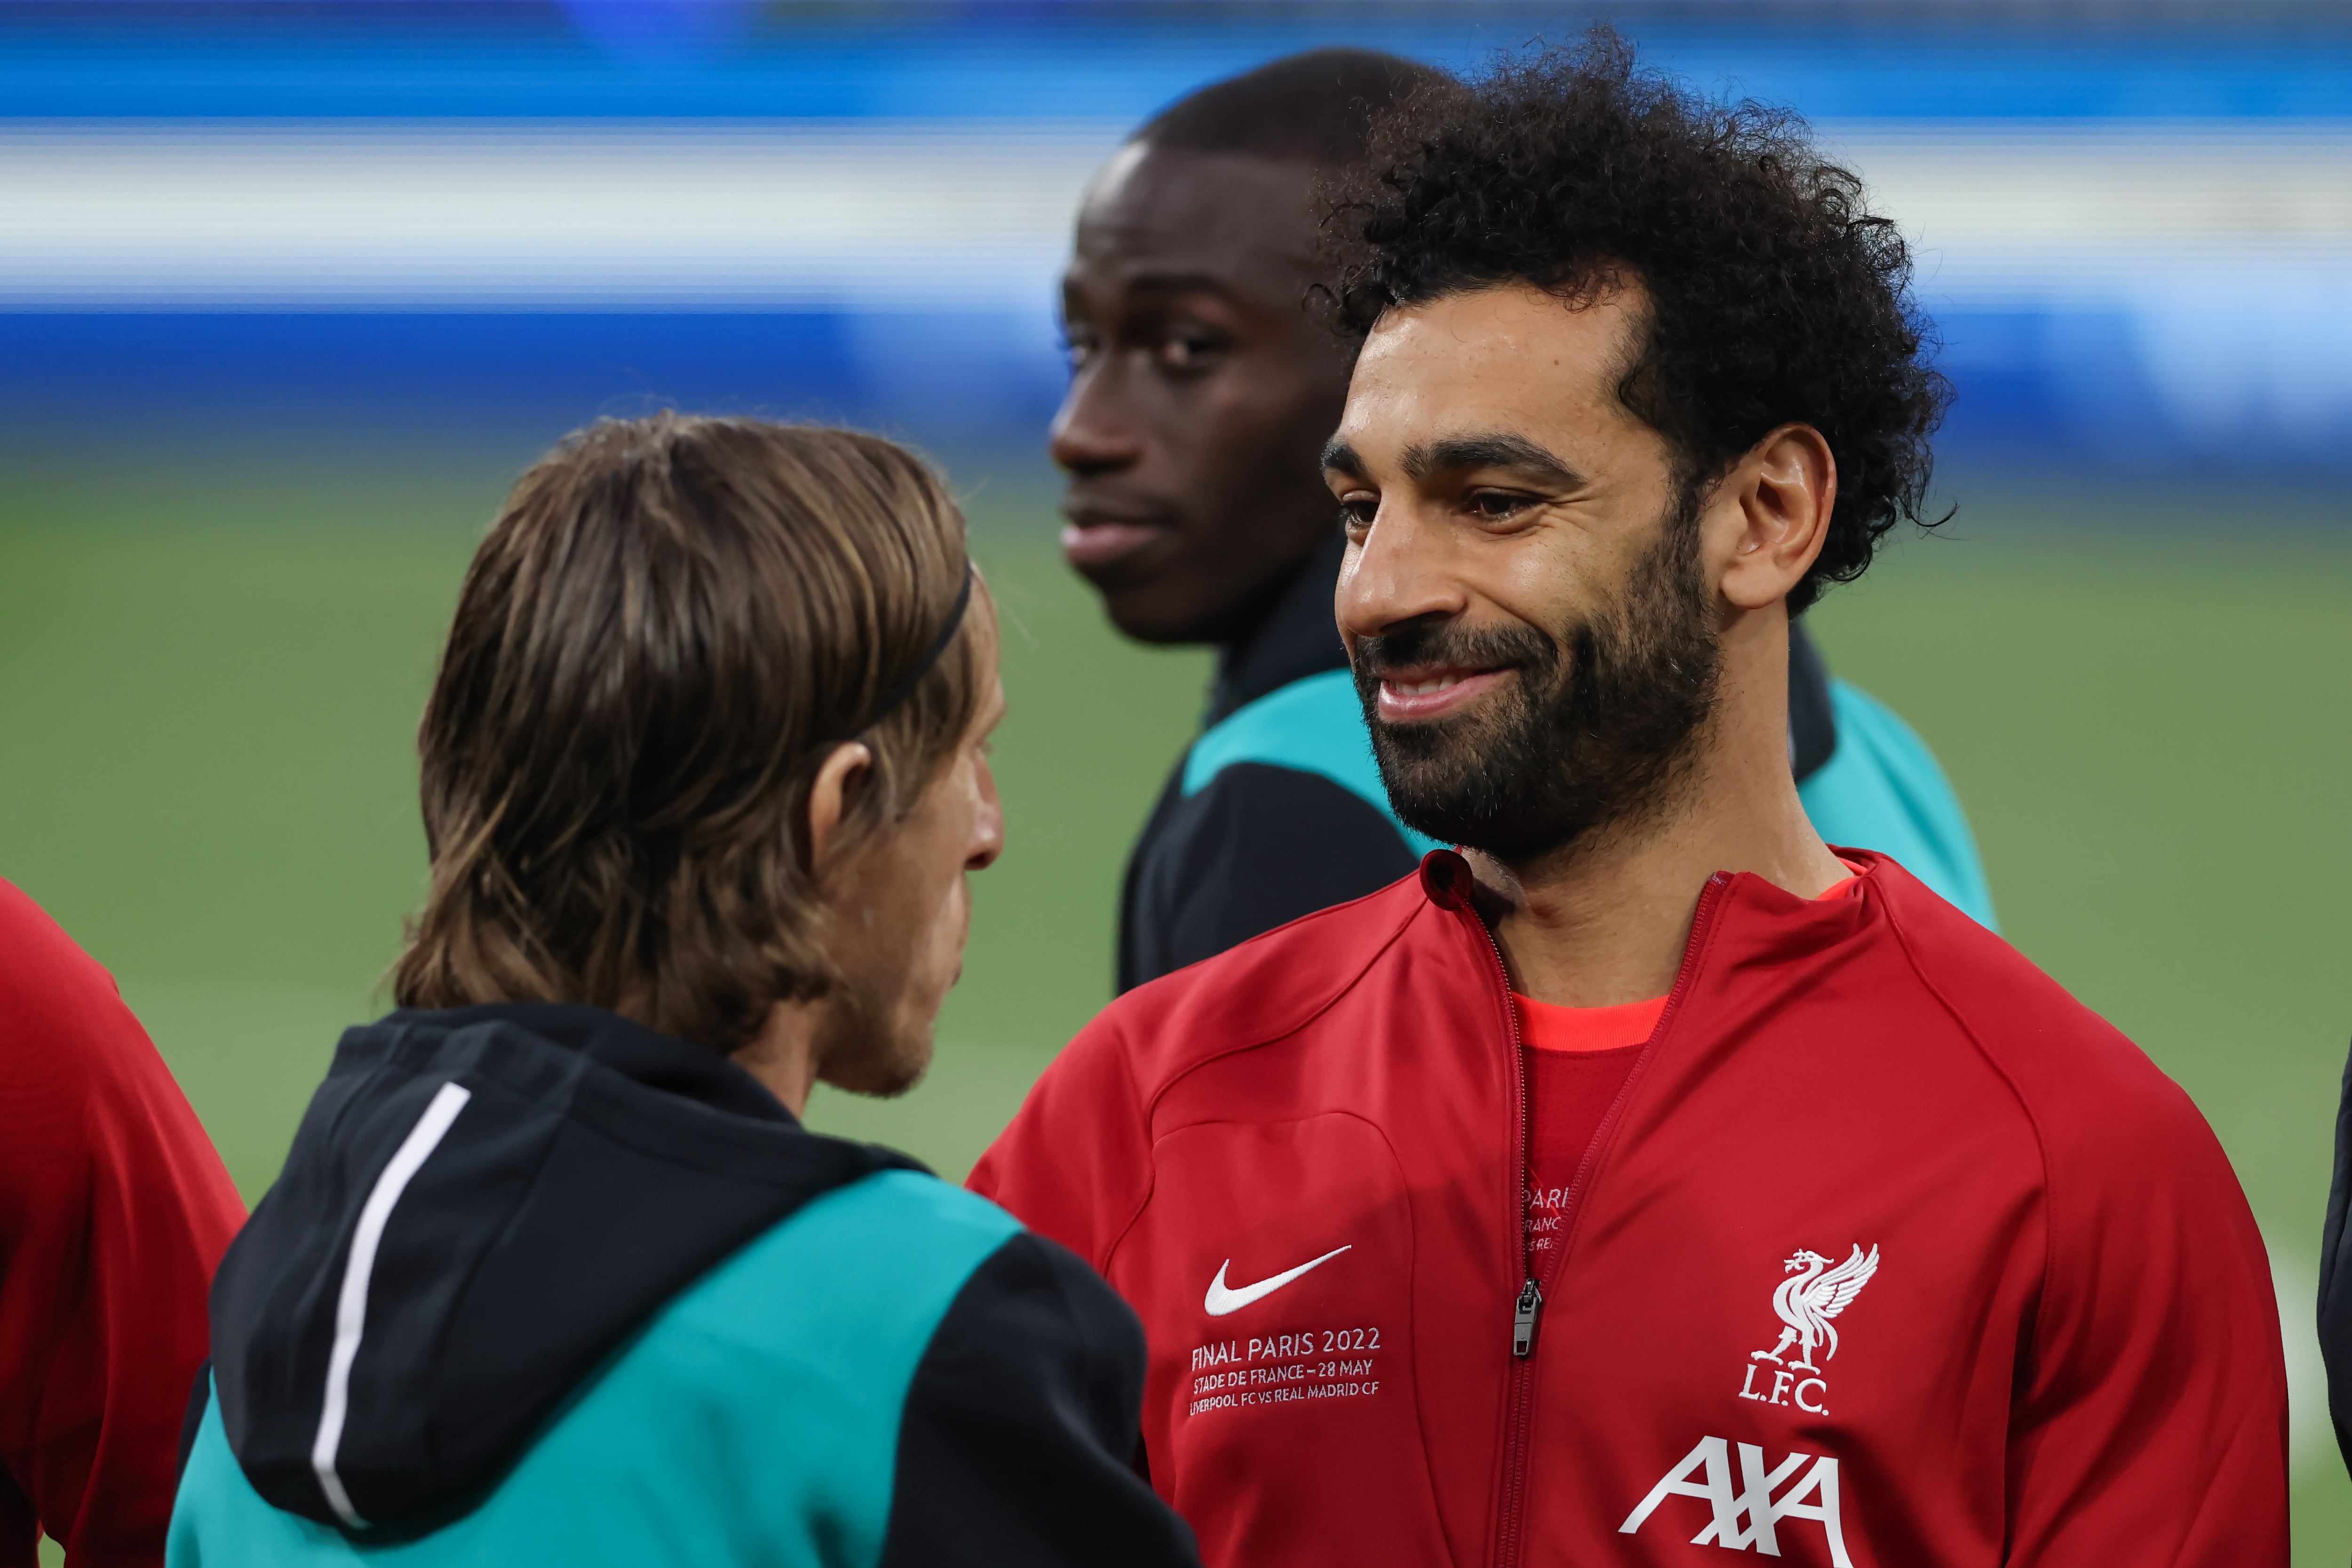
left=169, top=414, right=1198, bottom=1566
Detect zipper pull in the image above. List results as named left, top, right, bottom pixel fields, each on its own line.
left=1512, top=1278, right=1544, bottom=1358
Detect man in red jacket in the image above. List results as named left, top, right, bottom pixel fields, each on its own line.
left=971, top=35, right=2288, bottom=1568
left=0, top=879, right=245, bottom=1563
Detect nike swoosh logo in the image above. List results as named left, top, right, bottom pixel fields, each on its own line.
left=1203, top=1245, right=1352, bottom=1317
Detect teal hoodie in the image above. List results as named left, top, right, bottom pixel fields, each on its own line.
left=171, top=1004, right=1200, bottom=1567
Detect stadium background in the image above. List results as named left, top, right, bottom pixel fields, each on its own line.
left=2, top=0, right=2348, bottom=1556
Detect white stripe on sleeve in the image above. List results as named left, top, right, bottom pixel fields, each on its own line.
left=310, top=1079, right=472, bottom=1529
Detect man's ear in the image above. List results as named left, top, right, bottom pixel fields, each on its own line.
left=803, top=742, right=874, bottom=870
left=1716, top=424, right=1836, bottom=611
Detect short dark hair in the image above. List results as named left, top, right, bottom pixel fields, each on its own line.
left=1333, top=30, right=1948, bottom=612
left=393, top=413, right=987, bottom=1054
left=1138, top=47, right=1447, bottom=168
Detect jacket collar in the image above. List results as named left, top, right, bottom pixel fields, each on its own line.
left=1415, top=846, right=1894, bottom=928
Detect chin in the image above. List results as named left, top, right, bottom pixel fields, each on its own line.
left=824, top=1034, right=932, bottom=1100
left=1103, top=582, right=1264, bottom=647
left=1106, top=607, right=1212, bottom=646
left=813, top=986, right=939, bottom=1101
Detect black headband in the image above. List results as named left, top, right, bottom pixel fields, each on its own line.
left=861, top=565, right=975, bottom=732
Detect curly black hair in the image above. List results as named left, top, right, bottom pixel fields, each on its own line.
left=1330, top=30, right=1949, bottom=612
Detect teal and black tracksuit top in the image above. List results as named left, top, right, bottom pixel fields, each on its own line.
left=170, top=1004, right=1200, bottom=1566
left=1119, top=533, right=1994, bottom=990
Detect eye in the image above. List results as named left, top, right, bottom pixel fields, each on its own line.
left=1061, top=325, right=1099, bottom=371
left=1466, top=489, right=1537, bottom=523
left=1336, top=496, right=1379, bottom=534
left=1154, top=327, right=1229, bottom=372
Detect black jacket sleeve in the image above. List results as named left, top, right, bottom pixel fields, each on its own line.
left=880, top=1231, right=1201, bottom=1568
left=2321, top=1036, right=2352, bottom=1471
left=1119, top=762, right=1421, bottom=992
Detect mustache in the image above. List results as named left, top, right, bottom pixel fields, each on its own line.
left=1353, top=618, right=1559, bottom=683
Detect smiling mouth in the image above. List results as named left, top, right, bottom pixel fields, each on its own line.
left=1375, top=666, right=1511, bottom=722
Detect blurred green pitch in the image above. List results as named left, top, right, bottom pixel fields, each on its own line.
left=2, top=461, right=2347, bottom=1559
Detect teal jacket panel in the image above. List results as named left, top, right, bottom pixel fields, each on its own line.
left=1182, top=669, right=1443, bottom=857
left=169, top=1170, right=1018, bottom=1568
left=1800, top=679, right=1997, bottom=928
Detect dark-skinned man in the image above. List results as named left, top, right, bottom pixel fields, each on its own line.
left=1051, top=48, right=1995, bottom=994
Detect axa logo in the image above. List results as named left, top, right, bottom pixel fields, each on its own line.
left=1738, top=1243, right=1878, bottom=1415
left=1621, top=1435, right=1854, bottom=1568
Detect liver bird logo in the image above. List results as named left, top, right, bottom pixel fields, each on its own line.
left=1751, top=1244, right=1879, bottom=1372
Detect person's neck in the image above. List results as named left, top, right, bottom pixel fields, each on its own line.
left=729, top=1000, right=825, bottom=1117
left=1470, top=613, right=1850, bottom=1009
left=1207, top=529, right=1353, bottom=724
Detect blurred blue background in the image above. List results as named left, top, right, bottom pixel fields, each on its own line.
left=3, top=1, right=2349, bottom=478
left=3, top=3, right=2350, bottom=1558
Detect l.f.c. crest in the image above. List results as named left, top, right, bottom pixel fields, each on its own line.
left=1752, top=1244, right=1879, bottom=1372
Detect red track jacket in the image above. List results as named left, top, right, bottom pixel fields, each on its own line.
left=971, top=850, right=2287, bottom=1568
left=0, top=879, right=246, bottom=1565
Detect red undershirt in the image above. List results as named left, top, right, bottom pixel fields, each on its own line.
left=1518, top=864, right=1867, bottom=1263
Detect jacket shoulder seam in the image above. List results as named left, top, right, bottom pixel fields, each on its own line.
left=1093, top=1029, right=1160, bottom=1280
left=1144, top=894, right=1425, bottom=1114
left=1873, top=898, right=2060, bottom=1370
left=1098, top=895, right=1429, bottom=1276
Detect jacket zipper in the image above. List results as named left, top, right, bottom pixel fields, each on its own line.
left=1484, top=872, right=1731, bottom=1568
left=1480, top=915, right=1539, bottom=1568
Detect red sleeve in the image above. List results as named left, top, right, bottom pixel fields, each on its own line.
left=2003, top=1042, right=2288, bottom=1565
left=968, top=1013, right=1155, bottom=1276
left=0, top=880, right=246, bottom=1567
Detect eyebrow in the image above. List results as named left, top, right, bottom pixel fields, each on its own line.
left=1403, top=433, right=1585, bottom=488
left=1321, top=436, right=1366, bottom=478
left=1117, top=270, right=1247, bottom=301
left=1061, top=267, right=1242, bottom=303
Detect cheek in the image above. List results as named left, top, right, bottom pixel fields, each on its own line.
left=1491, top=526, right=1620, bottom=633
left=916, top=808, right=976, bottom=946
left=860, top=804, right=964, bottom=934
left=1191, top=365, right=1327, bottom=473
left=936, top=876, right=972, bottom=954
left=898, top=870, right=969, bottom=1013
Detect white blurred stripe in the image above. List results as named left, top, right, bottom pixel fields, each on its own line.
left=1822, top=121, right=2352, bottom=304
left=0, top=120, right=1124, bottom=308
left=0, top=118, right=2344, bottom=309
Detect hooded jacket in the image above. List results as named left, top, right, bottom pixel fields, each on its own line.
left=170, top=1003, right=1199, bottom=1567
left=2314, top=1040, right=2352, bottom=1471
left=976, top=851, right=2284, bottom=1568
left=1118, top=532, right=1994, bottom=992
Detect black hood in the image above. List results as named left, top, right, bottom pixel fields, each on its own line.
left=207, top=1003, right=921, bottom=1535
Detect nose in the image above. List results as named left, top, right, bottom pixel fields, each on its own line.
left=965, top=757, right=1005, bottom=872
left=1048, top=362, right=1143, bottom=477
left=1335, top=504, right=1469, bottom=646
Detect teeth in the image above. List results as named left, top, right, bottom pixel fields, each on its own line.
left=1396, top=676, right=1464, bottom=696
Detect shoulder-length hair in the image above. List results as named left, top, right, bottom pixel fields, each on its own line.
left=392, top=413, right=988, bottom=1054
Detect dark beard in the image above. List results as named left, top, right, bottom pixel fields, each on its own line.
left=1352, top=494, right=1721, bottom=863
